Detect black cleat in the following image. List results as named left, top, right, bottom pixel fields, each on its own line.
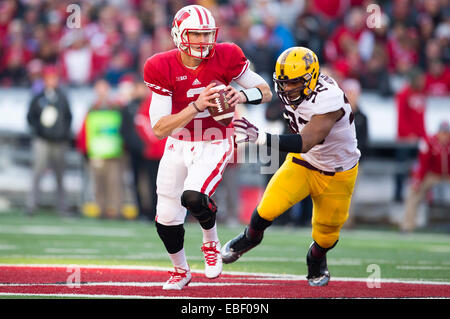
left=220, top=227, right=262, bottom=264
left=306, top=243, right=330, bottom=287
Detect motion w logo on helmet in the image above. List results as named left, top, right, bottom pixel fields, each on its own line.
left=173, top=10, right=190, bottom=28
left=302, top=53, right=314, bottom=70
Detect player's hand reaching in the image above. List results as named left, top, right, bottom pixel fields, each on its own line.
left=194, top=83, right=220, bottom=111
left=233, top=117, right=260, bottom=144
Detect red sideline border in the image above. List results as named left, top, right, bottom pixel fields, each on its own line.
left=0, top=264, right=449, bottom=299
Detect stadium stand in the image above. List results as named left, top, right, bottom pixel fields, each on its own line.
left=0, top=0, right=448, bottom=228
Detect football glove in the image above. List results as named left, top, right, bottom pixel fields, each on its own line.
left=232, top=117, right=267, bottom=145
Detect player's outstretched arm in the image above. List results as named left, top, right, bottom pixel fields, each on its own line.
left=299, top=109, right=344, bottom=152
left=151, top=83, right=220, bottom=140
left=233, top=109, right=344, bottom=153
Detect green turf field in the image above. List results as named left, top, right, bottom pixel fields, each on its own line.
left=0, top=210, right=449, bottom=282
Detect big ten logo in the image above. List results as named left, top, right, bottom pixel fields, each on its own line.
left=66, top=265, right=81, bottom=288
left=66, top=4, right=81, bottom=29
left=366, top=3, right=382, bottom=29
left=366, top=264, right=381, bottom=288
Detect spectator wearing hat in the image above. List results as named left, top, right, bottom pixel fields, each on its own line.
left=26, top=65, right=73, bottom=216
left=401, top=121, right=450, bottom=232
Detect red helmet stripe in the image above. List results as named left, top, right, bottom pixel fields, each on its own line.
left=202, top=7, right=210, bottom=25
left=194, top=6, right=204, bottom=25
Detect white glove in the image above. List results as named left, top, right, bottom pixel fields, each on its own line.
left=233, top=117, right=267, bottom=145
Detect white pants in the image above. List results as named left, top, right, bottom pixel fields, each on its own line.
left=155, top=136, right=234, bottom=226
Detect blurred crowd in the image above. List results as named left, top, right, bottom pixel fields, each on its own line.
left=0, top=0, right=449, bottom=96
left=2, top=0, right=449, bottom=230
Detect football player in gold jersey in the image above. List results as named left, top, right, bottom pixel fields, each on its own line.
left=221, top=47, right=360, bottom=286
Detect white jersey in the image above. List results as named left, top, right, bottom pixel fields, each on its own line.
left=283, top=73, right=361, bottom=172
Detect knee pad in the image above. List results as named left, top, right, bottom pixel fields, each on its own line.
left=181, top=190, right=217, bottom=226
left=156, top=222, right=185, bottom=254
left=156, top=194, right=186, bottom=225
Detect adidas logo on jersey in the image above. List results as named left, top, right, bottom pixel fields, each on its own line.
left=192, top=78, right=202, bottom=86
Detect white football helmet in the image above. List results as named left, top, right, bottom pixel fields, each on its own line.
left=171, top=5, right=218, bottom=59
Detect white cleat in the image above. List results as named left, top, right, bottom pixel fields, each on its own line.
left=162, top=267, right=192, bottom=290
left=201, top=241, right=222, bottom=279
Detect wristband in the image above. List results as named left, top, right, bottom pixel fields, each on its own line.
left=191, top=101, right=201, bottom=112
left=240, top=88, right=263, bottom=105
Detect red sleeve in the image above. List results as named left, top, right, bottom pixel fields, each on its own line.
left=143, top=54, right=173, bottom=96
left=135, top=95, right=167, bottom=159
left=223, top=43, right=250, bottom=83
left=396, top=88, right=409, bottom=139
left=416, top=137, right=431, bottom=182
left=75, top=116, right=87, bottom=155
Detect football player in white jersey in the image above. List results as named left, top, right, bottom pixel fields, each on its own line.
left=221, top=47, right=361, bottom=287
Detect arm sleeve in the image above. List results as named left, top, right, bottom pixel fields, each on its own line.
left=149, top=92, right=172, bottom=128
left=266, top=133, right=303, bottom=153
left=233, top=68, right=267, bottom=89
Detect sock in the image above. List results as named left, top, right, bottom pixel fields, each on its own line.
left=246, top=227, right=264, bottom=242
left=311, top=242, right=327, bottom=259
left=168, top=248, right=189, bottom=271
left=202, top=222, right=219, bottom=243
left=310, top=240, right=338, bottom=259
left=246, top=209, right=273, bottom=242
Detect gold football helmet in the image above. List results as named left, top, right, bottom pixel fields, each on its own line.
left=273, top=46, right=320, bottom=107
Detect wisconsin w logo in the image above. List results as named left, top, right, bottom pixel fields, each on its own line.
left=173, top=10, right=190, bottom=28
left=302, top=53, right=313, bottom=70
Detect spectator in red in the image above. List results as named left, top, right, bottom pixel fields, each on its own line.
left=312, top=0, right=349, bottom=21
left=323, top=7, right=369, bottom=63
left=59, top=30, right=106, bottom=86
left=386, top=23, right=419, bottom=74
left=0, top=0, right=17, bottom=42
left=424, top=59, right=450, bottom=96
left=397, top=68, right=427, bottom=140
left=401, top=121, right=450, bottom=232
left=332, top=45, right=362, bottom=79
left=394, top=67, right=427, bottom=202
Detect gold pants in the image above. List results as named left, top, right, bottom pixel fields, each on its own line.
left=257, top=153, right=359, bottom=248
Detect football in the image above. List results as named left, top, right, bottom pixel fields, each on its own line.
left=207, top=80, right=235, bottom=126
